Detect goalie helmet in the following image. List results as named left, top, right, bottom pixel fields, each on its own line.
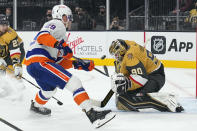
left=109, top=39, right=128, bottom=61
left=52, top=5, right=73, bottom=23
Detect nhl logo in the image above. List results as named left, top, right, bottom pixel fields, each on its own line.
left=153, top=38, right=164, bottom=52
left=151, top=36, right=166, bottom=54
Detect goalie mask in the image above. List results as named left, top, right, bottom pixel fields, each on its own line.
left=109, top=39, right=128, bottom=62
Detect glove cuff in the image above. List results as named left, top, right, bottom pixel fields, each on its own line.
left=54, top=41, right=68, bottom=49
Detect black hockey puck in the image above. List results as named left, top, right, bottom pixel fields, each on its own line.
left=101, top=55, right=106, bottom=60
left=57, top=101, right=63, bottom=105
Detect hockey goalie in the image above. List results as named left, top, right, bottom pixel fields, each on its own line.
left=109, top=39, right=184, bottom=112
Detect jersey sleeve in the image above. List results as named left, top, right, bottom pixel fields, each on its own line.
left=36, top=20, right=67, bottom=47
left=8, top=37, right=21, bottom=64
left=56, top=58, right=73, bottom=69
left=37, top=33, right=58, bottom=48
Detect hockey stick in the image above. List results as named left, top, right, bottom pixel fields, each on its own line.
left=21, top=76, right=63, bottom=105
left=101, top=55, right=109, bottom=77
left=6, top=67, right=63, bottom=106
left=0, top=117, right=23, bottom=131
left=99, top=55, right=114, bottom=107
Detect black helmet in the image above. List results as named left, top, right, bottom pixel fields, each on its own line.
left=0, top=14, right=9, bottom=25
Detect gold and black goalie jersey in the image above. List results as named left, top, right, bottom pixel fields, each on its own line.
left=117, top=40, right=161, bottom=91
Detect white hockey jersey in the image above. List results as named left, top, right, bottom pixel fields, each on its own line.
left=24, top=19, right=68, bottom=66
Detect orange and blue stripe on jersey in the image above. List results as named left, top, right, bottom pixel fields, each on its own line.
left=27, top=62, right=72, bottom=90
left=40, top=62, right=71, bottom=83
left=24, top=31, right=59, bottom=66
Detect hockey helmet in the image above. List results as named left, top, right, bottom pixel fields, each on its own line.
left=109, top=39, right=128, bottom=61
left=52, top=5, right=73, bottom=23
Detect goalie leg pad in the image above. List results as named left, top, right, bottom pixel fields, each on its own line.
left=148, top=92, right=184, bottom=112
left=116, top=92, right=173, bottom=112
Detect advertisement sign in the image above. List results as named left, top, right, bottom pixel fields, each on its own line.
left=17, top=31, right=196, bottom=68
left=146, top=32, right=196, bottom=61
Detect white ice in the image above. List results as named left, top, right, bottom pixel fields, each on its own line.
left=0, top=66, right=196, bottom=131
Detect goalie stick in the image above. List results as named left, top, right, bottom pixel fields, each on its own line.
left=6, top=67, right=63, bottom=106
left=99, top=55, right=114, bottom=107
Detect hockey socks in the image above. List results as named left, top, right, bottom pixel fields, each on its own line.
left=73, top=87, right=92, bottom=111
left=35, top=90, right=50, bottom=105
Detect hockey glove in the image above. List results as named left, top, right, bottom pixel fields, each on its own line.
left=0, top=58, right=7, bottom=74
left=55, top=40, right=73, bottom=59
left=73, top=59, right=94, bottom=71
left=13, top=63, right=22, bottom=79
left=111, top=73, right=131, bottom=95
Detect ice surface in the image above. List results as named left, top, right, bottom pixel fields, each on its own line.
left=0, top=66, right=196, bottom=131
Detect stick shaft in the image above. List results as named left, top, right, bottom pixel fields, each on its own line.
left=0, top=118, right=23, bottom=131
left=101, top=90, right=114, bottom=107
left=6, top=67, right=63, bottom=105
left=21, top=77, right=62, bottom=104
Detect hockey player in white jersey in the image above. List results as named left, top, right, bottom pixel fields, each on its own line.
left=24, top=5, right=115, bottom=128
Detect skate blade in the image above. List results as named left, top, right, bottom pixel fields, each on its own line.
left=93, top=112, right=116, bottom=128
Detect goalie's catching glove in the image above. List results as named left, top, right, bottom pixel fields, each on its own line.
left=73, top=59, right=94, bottom=71
left=111, top=73, right=131, bottom=95
left=55, top=40, right=73, bottom=59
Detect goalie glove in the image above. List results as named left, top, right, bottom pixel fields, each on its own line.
left=111, top=73, right=131, bottom=95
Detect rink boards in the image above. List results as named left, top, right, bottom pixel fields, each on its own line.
left=17, top=31, right=196, bottom=68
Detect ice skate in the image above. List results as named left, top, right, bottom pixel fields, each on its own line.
left=85, top=108, right=116, bottom=128
left=30, top=100, right=51, bottom=115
